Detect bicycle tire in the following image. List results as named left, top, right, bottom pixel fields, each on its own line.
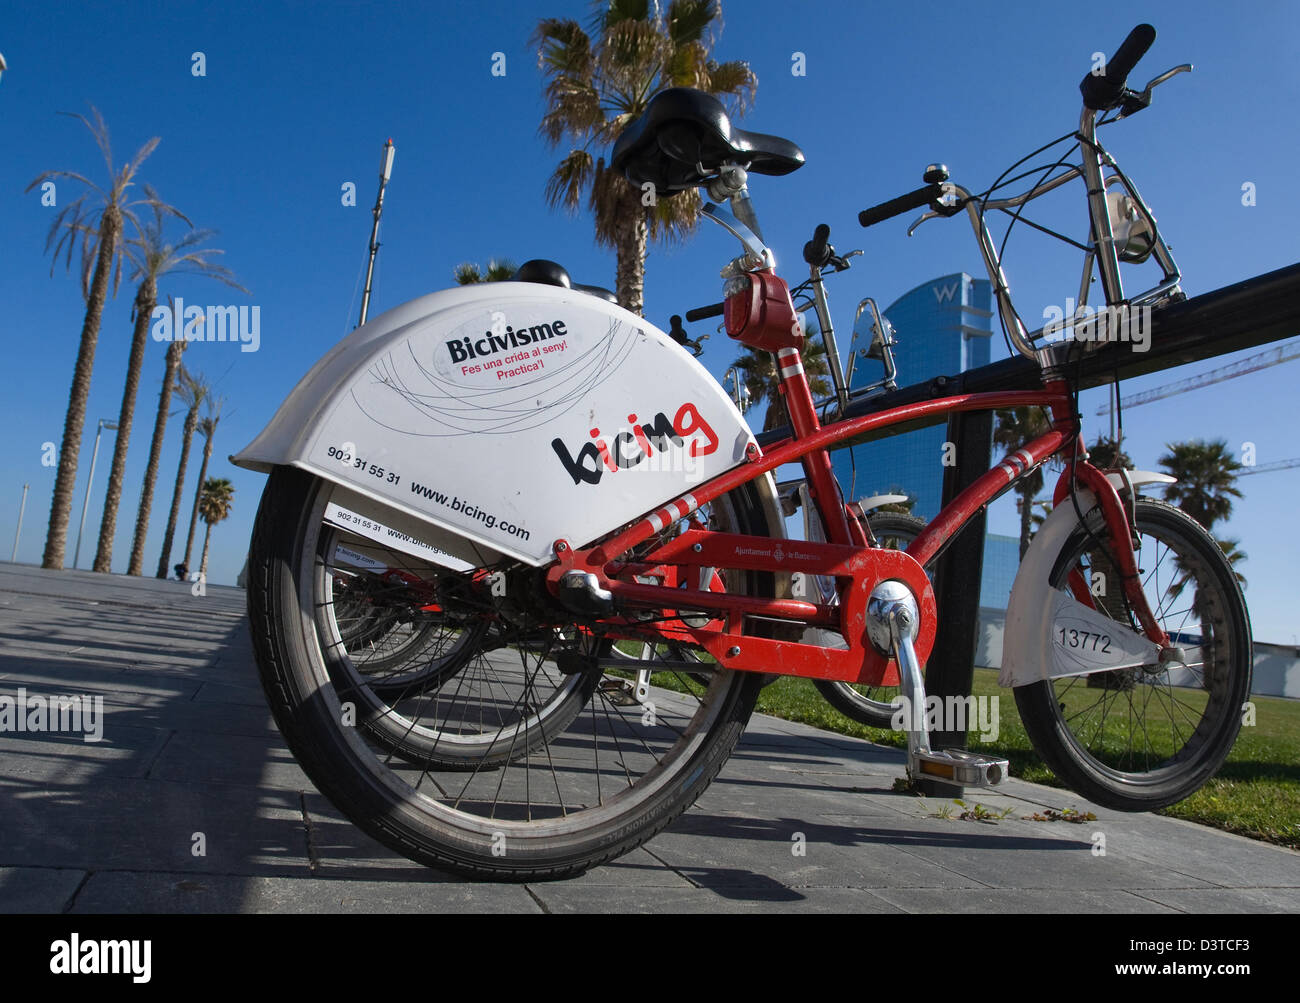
left=1013, top=497, right=1251, bottom=811
left=247, top=465, right=778, bottom=879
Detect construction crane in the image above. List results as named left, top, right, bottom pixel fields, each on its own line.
left=1096, top=338, right=1300, bottom=415
left=1238, top=458, right=1300, bottom=477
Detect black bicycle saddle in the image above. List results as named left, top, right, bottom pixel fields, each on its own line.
left=611, top=88, right=805, bottom=193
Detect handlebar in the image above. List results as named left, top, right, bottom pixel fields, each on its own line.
left=1080, top=23, right=1156, bottom=111
left=858, top=183, right=944, bottom=229
left=803, top=223, right=832, bottom=267
left=685, top=302, right=725, bottom=322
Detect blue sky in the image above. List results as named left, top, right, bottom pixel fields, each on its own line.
left=2, top=1, right=1297, bottom=643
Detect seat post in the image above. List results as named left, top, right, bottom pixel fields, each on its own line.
left=707, top=164, right=764, bottom=243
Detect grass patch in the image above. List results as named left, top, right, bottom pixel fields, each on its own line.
left=612, top=648, right=1299, bottom=849
left=746, top=668, right=1300, bottom=849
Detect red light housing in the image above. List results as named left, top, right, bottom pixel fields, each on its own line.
left=724, top=276, right=752, bottom=336
left=723, top=271, right=802, bottom=353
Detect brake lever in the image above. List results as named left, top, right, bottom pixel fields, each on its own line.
left=907, top=210, right=942, bottom=237
left=1123, top=63, right=1192, bottom=117
left=907, top=184, right=967, bottom=235
left=1139, top=63, right=1193, bottom=99
left=829, top=249, right=863, bottom=272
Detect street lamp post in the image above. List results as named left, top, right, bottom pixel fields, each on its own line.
left=73, top=419, right=118, bottom=570
left=724, top=368, right=751, bottom=414
left=11, top=483, right=28, bottom=562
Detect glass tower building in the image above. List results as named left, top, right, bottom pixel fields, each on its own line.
left=831, top=272, right=993, bottom=519
left=823, top=272, right=1022, bottom=616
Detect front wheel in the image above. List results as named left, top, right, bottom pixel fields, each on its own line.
left=1014, top=498, right=1251, bottom=811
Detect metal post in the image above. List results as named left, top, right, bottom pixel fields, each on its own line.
left=12, top=483, right=28, bottom=562
left=74, top=420, right=117, bottom=570
left=917, top=409, right=993, bottom=796
left=358, top=138, right=395, bottom=328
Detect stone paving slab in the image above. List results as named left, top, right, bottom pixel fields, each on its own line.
left=1, top=561, right=1296, bottom=914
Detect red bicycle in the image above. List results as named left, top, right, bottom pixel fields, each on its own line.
left=240, top=25, right=1251, bottom=879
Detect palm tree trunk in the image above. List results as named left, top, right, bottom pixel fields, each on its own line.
left=182, top=437, right=214, bottom=570
left=1018, top=488, right=1033, bottom=560
left=128, top=340, right=184, bottom=575
left=156, top=407, right=199, bottom=578
left=199, top=521, right=213, bottom=577
left=93, top=277, right=156, bottom=573
left=614, top=190, right=647, bottom=316
left=42, top=208, right=120, bottom=569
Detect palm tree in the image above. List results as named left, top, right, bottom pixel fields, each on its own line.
left=1157, top=441, right=1248, bottom=649
left=1087, top=435, right=1132, bottom=470
left=27, top=107, right=162, bottom=569
left=454, top=259, right=519, bottom=284
left=92, top=200, right=246, bottom=573
left=534, top=1, right=757, bottom=314
left=729, top=336, right=830, bottom=433
left=181, top=398, right=226, bottom=575
left=1158, top=439, right=1244, bottom=531
left=155, top=366, right=208, bottom=578
left=196, top=477, right=235, bottom=577
left=993, top=406, right=1052, bottom=559
left=127, top=337, right=186, bottom=575
left=1215, top=538, right=1248, bottom=590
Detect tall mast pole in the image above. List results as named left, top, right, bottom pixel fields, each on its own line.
left=358, top=138, right=395, bottom=328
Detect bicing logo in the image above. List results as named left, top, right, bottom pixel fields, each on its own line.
left=551, top=403, right=720, bottom=486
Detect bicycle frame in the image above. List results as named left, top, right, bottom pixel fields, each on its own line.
left=546, top=360, right=1168, bottom=688
left=544, top=88, right=1196, bottom=689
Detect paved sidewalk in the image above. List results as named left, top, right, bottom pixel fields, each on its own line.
left=0, top=561, right=1296, bottom=913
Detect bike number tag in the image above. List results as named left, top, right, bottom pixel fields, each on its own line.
left=1047, top=591, right=1160, bottom=678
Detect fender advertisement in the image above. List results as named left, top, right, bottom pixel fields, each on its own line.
left=233, top=283, right=755, bottom=565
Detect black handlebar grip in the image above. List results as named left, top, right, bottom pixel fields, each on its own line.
left=685, top=302, right=725, bottom=322
left=1080, top=23, right=1156, bottom=110
left=803, top=223, right=832, bottom=267
left=858, top=183, right=944, bottom=228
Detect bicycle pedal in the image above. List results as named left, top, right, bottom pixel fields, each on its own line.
left=598, top=677, right=640, bottom=706
left=910, top=749, right=1008, bottom=788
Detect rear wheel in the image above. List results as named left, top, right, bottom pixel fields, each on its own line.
left=247, top=467, right=779, bottom=879
left=1014, top=498, right=1251, bottom=810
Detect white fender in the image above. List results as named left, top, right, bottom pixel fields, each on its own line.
left=998, top=470, right=1173, bottom=688
left=857, top=493, right=911, bottom=511
left=232, top=283, right=757, bottom=566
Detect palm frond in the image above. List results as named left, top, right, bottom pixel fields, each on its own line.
left=597, top=0, right=652, bottom=34
left=704, top=58, right=757, bottom=112
left=667, top=0, right=718, bottom=46
left=545, top=149, right=597, bottom=213
left=665, top=40, right=711, bottom=88
left=453, top=263, right=483, bottom=285
left=587, top=158, right=634, bottom=248
left=534, top=18, right=594, bottom=76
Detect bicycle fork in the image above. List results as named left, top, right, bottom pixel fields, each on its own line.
left=865, top=580, right=1009, bottom=788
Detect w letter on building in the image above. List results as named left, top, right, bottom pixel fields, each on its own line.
left=933, top=282, right=959, bottom=303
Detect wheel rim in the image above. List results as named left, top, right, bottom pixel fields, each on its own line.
left=1043, top=505, right=1244, bottom=786
left=293, top=477, right=764, bottom=840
